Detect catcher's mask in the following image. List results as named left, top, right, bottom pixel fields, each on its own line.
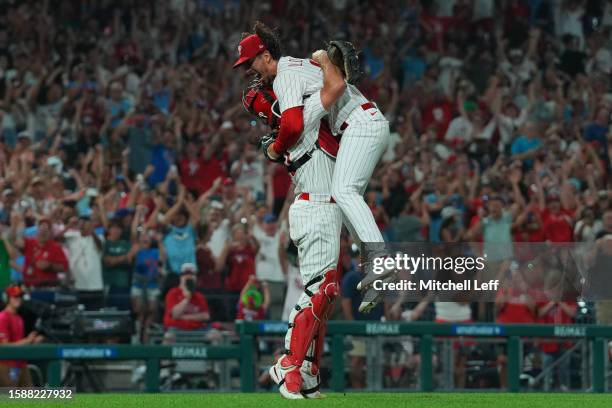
left=242, top=86, right=281, bottom=128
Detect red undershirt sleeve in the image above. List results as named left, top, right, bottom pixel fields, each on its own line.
left=270, top=106, right=304, bottom=155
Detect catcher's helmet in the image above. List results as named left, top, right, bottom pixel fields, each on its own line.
left=242, top=86, right=281, bottom=128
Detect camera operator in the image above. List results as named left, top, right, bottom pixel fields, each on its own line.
left=0, top=285, right=43, bottom=387
left=163, top=263, right=210, bottom=332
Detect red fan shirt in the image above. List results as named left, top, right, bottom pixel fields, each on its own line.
left=536, top=300, right=577, bottom=353
left=0, top=310, right=26, bottom=368
left=496, top=288, right=535, bottom=324
left=179, top=150, right=225, bottom=195
left=22, top=238, right=69, bottom=287
left=540, top=208, right=574, bottom=242
left=163, top=287, right=210, bottom=330
left=225, top=245, right=256, bottom=292
left=196, top=246, right=221, bottom=290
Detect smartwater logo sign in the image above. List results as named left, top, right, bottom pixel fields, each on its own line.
left=58, top=347, right=117, bottom=359
left=259, top=322, right=288, bottom=334
left=171, top=346, right=208, bottom=358
left=365, top=323, right=400, bottom=335
left=452, top=325, right=505, bottom=336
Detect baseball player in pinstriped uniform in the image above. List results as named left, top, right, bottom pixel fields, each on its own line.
left=241, top=51, right=346, bottom=399
left=233, top=22, right=393, bottom=314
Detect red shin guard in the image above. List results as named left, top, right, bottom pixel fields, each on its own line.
left=284, top=270, right=338, bottom=369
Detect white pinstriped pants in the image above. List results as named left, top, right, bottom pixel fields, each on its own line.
left=331, top=119, right=389, bottom=245
left=284, top=198, right=342, bottom=351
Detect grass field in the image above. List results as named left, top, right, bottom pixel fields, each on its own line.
left=4, top=393, right=612, bottom=408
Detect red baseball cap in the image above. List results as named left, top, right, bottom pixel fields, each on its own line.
left=38, top=217, right=52, bottom=227
left=233, top=34, right=266, bottom=68
left=5, top=285, right=23, bottom=299
left=38, top=218, right=53, bottom=228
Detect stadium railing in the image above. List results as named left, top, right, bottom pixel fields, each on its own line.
left=237, top=321, right=612, bottom=393
left=0, top=322, right=609, bottom=393
left=0, top=344, right=241, bottom=392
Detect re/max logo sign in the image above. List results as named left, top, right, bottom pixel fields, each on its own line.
left=171, top=347, right=208, bottom=358
left=365, top=323, right=399, bottom=335
left=554, top=326, right=586, bottom=337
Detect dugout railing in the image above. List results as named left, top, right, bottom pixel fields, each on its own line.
left=237, top=321, right=612, bottom=393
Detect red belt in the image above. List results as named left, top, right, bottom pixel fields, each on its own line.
left=297, top=192, right=336, bottom=203
left=339, top=102, right=376, bottom=132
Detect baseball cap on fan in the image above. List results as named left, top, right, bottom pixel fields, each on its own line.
left=180, top=263, right=197, bottom=275
left=17, top=131, right=33, bottom=142
left=5, top=285, right=23, bottom=299
left=262, top=213, right=277, bottom=223
left=233, top=34, right=266, bottom=68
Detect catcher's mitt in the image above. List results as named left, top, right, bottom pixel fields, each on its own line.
left=259, top=131, right=283, bottom=163
left=327, top=40, right=362, bottom=84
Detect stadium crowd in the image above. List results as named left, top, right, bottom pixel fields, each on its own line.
left=0, top=0, right=611, bottom=387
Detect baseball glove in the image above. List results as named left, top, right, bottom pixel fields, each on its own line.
left=327, top=40, right=362, bottom=84
left=259, top=131, right=284, bottom=163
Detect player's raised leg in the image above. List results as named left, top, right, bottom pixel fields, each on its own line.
left=331, top=119, right=389, bottom=244
left=330, top=118, right=401, bottom=311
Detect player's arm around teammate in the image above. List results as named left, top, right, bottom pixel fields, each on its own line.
left=265, top=50, right=345, bottom=161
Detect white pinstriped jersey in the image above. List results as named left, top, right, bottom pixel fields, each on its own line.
left=285, top=93, right=342, bottom=293
left=292, top=148, right=335, bottom=197
left=273, top=56, right=385, bottom=137
left=328, top=83, right=377, bottom=134
left=288, top=91, right=335, bottom=196
left=273, top=56, right=325, bottom=162
left=273, top=56, right=323, bottom=113
left=285, top=86, right=326, bottom=161
left=285, top=94, right=325, bottom=162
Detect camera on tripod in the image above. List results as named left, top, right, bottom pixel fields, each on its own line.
left=24, top=293, right=132, bottom=343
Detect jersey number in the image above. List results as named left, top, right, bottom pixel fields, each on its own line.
left=287, top=58, right=302, bottom=67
